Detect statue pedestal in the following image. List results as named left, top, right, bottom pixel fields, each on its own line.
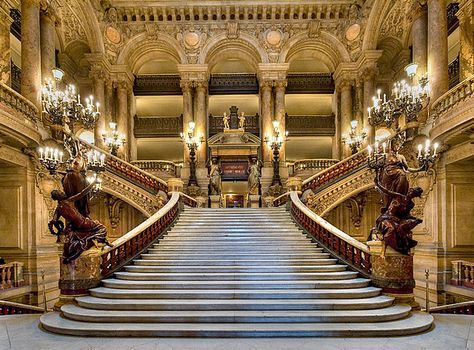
left=209, top=195, right=221, bottom=208
left=367, top=240, right=419, bottom=309
left=248, top=194, right=260, bottom=208
left=167, top=178, right=184, bottom=193
left=196, top=196, right=208, bottom=208
left=55, top=246, right=102, bottom=310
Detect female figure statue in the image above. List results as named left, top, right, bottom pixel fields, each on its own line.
left=49, top=181, right=112, bottom=264
left=209, top=157, right=222, bottom=195
left=62, top=153, right=90, bottom=218
left=247, top=157, right=261, bottom=195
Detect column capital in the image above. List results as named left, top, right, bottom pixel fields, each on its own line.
left=408, top=0, right=427, bottom=21
left=180, top=79, right=194, bottom=92
left=40, top=0, right=59, bottom=24
left=259, top=79, right=274, bottom=90
left=274, top=79, right=288, bottom=89
left=177, top=64, right=209, bottom=83
left=257, top=63, right=289, bottom=83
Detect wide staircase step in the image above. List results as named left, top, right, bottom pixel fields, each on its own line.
left=41, top=207, right=433, bottom=337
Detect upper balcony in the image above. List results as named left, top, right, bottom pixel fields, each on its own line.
left=430, top=75, right=474, bottom=146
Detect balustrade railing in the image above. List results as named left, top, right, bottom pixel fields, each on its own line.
left=0, top=262, right=25, bottom=290
left=100, top=192, right=196, bottom=277
left=289, top=191, right=371, bottom=276
left=288, top=159, right=338, bottom=177
left=426, top=301, right=474, bottom=315
left=273, top=192, right=290, bottom=207
left=450, top=260, right=474, bottom=289
left=0, top=82, right=39, bottom=123
left=432, top=75, right=474, bottom=124
left=301, top=151, right=368, bottom=193
left=0, top=300, right=44, bottom=315
left=131, top=160, right=181, bottom=178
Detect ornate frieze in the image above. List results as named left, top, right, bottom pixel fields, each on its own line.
left=133, top=74, right=182, bottom=95
left=133, top=115, right=183, bottom=138
left=286, top=73, right=334, bottom=93
left=285, top=114, right=335, bottom=136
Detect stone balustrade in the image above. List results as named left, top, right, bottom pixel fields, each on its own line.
left=0, top=261, right=25, bottom=290
left=131, top=160, right=182, bottom=178
left=0, top=82, right=39, bottom=123
left=432, top=75, right=474, bottom=122
left=288, top=159, right=339, bottom=178
left=0, top=300, right=44, bottom=315
left=451, top=260, right=474, bottom=289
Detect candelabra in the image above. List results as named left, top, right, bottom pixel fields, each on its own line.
left=38, top=146, right=64, bottom=174
left=368, top=63, right=430, bottom=129
left=264, top=120, right=288, bottom=186
left=42, top=73, right=100, bottom=133
left=102, top=122, right=126, bottom=156
left=180, top=121, right=203, bottom=187
left=342, top=120, right=368, bottom=155
left=86, top=172, right=103, bottom=197
left=86, top=149, right=106, bottom=174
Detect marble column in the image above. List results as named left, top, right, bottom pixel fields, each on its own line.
left=340, top=80, right=353, bottom=158
left=412, top=4, right=428, bottom=75
left=40, top=4, right=56, bottom=82
left=355, top=79, right=364, bottom=126
left=181, top=80, right=193, bottom=165
left=260, top=80, right=273, bottom=167
left=92, top=73, right=105, bottom=148
left=105, top=79, right=113, bottom=127
left=332, top=90, right=341, bottom=160
left=428, top=0, right=449, bottom=102
left=116, top=80, right=129, bottom=160
left=363, top=69, right=376, bottom=144
left=127, top=88, right=136, bottom=161
left=458, top=0, right=474, bottom=80
left=194, top=81, right=207, bottom=167
left=274, top=80, right=287, bottom=165
left=0, top=8, right=12, bottom=86
left=21, top=0, right=42, bottom=109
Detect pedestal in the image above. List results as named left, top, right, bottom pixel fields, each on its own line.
left=167, top=178, right=184, bottom=193
left=367, top=240, right=419, bottom=309
left=286, top=177, right=302, bottom=192
left=186, top=184, right=201, bottom=198
left=209, top=195, right=222, bottom=208
left=196, top=196, right=208, bottom=208
left=55, top=247, right=102, bottom=310
left=248, top=194, right=261, bottom=208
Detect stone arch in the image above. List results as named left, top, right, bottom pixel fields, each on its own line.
left=117, top=33, right=187, bottom=71
left=199, top=33, right=268, bottom=68
left=376, top=36, right=405, bottom=75
left=362, top=0, right=396, bottom=50
left=100, top=185, right=150, bottom=217
left=280, top=31, right=351, bottom=71
left=70, top=0, right=104, bottom=54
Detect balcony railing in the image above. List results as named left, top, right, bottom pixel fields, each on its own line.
left=450, top=260, right=474, bottom=289
left=448, top=55, right=460, bottom=90
left=11, top=62, right=21, bottom=94
left=131, top=160, right=182, bottom=178
left=0, top=82, right=39, bottom=123
left=288, top=159, right=339, bottom=177
left=0, top=262, right=25, bottom=290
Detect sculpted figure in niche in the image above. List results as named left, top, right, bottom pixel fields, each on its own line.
left=209, top=157, right=222, bottom=195
left=49, top=180, right=112, bottom=264
left=247, top=156, right=261, bottom=195
left=238, top=112, right=246, bottom=131
left=223, top=112, right=230, bottom=131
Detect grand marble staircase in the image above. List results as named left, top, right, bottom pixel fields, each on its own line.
left=40, top=207, right=433, bottom=337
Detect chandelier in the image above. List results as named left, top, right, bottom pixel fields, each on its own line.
left=38, top=146, right=64, bottom=174
left=102, top=122, right=126, bottom=156
left=41, top=69, right=100, bottom=133
left=342, top=120, right=367, bottom=155
left=368, top=63, right=430, bottom=129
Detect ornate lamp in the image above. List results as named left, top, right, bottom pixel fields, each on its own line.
left=342, top=120, right=368, bottom=155
left=38, top=146, right=64, bottom=174
left=102, top=122, right=126, bottom=156
left=180, top=121, right=203, bottom=186
left=368, top=63, right=430, bottom=129
left=264, top=120, right=288, bottom=186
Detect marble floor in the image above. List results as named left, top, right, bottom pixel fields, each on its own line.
left=0, top=314, right=473, bottom=350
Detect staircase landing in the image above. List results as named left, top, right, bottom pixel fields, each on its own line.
left=40, top=207, right=433, bottom=337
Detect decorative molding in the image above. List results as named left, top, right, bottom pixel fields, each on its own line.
left=286, top=73, right=334, bottom=94
left=285, top=114, right=335, bottom=136
left=209, top=74, right=258, bottom=95
left=133, top=74, right=182, bottom=95
left=133, top=115, right=183, bottom=138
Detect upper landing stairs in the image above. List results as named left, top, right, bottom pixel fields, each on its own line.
left=41, top=207, right=432, bottom=337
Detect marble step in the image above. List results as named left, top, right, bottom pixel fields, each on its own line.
left=158, top=236, right=309, bottom=242
left=61, top=304, right=411, bottom=323
left=133, top=258, right=338, bottom=266
left=124, top=265, right=347, bottom=274
left=167, top=229, right=303, bottom=234
left=74, top=295, right=394, bottom=311
left=153, top=243, right=317, bottom=248
left=114, top=271, right=359, bottom=281
left=89, top=287, right=381, bottom=300
left=41, top=312, right=433, bottom=337
left=164, top=233, right=306, bottom=238
left=146, top=247, right=324, bottom=253
left=102, top=278, right=371, bottom=290
left=139, top=253, right=332, bottom=259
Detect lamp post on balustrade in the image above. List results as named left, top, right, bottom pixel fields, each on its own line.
left=102, top=121, right=126, bottom=157
left=342, top=120, right=367, bottom=155
left=181, top=121, right=203, bottom=187
left=265, top=119, right=288, bottom=186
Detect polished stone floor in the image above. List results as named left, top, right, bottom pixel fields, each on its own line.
left=0, top=314, right=473, bottom=350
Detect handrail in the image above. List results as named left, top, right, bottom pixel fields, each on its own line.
left=450, top=260, right=474, bottom=289
left=273, top=191, right=290, bottom=207
left=289, top=191, right=371, bottom=275
left=289, top=158, right=339, bottom=170
left=131, top=160, right=182, bottom=178
left=301, top=149, right=368, bottom=192
left=425, top=301, right=474, bottom=314
left=100, top=192, right=182, bottom=276
left=0, top=82, right=39, bottom=123
left=0, top=300, right=45, bottom=314
left=431, top=75, right=474, bottom=123
left=76, top=137, right=168, bottom=195
left=179, top=191, right=199, bottom=207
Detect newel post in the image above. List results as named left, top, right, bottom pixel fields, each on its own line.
left=286, top=176, right=302, bottom=192
left=367, top=241, right=419, bottom=309
left=167, top=178, right=184, bottom=193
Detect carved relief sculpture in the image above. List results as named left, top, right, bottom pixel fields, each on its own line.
left=223, top=112, right=230, bottom=131
left=238, top=112, right=246, bottom=131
